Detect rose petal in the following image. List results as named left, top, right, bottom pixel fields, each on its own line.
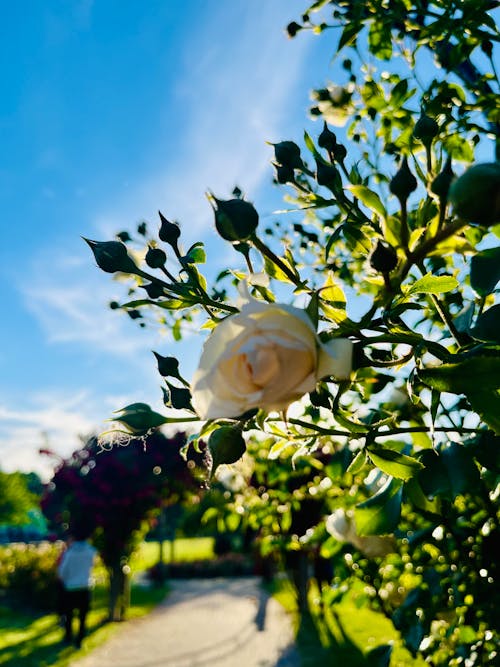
left=317, top=338, right=353, bottom=380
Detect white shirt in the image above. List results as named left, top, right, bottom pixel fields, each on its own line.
left=57, top=541, right=97, bottom=590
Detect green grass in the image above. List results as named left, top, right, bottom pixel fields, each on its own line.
left=0, top=582, right=168, bottom=667
left=130, top=537, right=214, bottom=571
left=269, top=577, right=425, bottom=667
left=0, top=537, right=214, bottom=667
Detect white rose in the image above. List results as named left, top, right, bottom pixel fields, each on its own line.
left=326, top=509, right=358, bottom=543
left=326, top=508, right=395, bottom=558
left=191, top=296, right=353, bottom=420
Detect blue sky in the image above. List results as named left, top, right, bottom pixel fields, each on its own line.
left=1, top=1, right=337, bottom=478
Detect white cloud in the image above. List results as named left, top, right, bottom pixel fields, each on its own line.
left=4, top=1, right=317, bottom=478
left=20, top=3, right=314, bottom=358
left=93, top=3, right=313, bottom=245
left=23, top=272, right=144, bottom=354
left=0, top=391, right=98, bottom=479
left=0, top=386, right=173, bottom=480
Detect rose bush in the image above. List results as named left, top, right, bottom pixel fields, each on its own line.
left=191, top=291, right=352, bottom=419
left=86, top=0, right=500, bottom=662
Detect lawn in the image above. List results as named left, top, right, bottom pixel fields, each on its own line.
left=269, top=577, right=425, bottom=667
left=0, top=537, right=214, bottom=667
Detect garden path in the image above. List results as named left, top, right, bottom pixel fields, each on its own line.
left=70, top=577, right=300, bottom=667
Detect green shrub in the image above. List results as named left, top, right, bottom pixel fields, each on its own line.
left=0, top=542, right=61, bottom=611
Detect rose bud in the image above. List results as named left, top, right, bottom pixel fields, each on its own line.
left=449, top=162, right=500, bottom=226
left=208, top=425, right=247, bottom=475
left=112, top=403, right=168, bottom=435
left=213, top=197, right=259, bottom=242
left=389, top=157, right=418, bottom=202
left=141, top=282, right=164, bottom=299
left=153, top=352, right=180, bottom=378
left=318, top=121, right=337, bottom=151
left=430, top=156, right=454, bottom=200
left=84, top=238, right=138, bottom=274
left=369, top=240, right=398, bottom=273
left=273, top=141, right=303, bottom=169
left=158, top=211, right=181, bottom=245
left=275, top=162, right=295, bottom=184
left=163, top=383, right=193, bottom=411
left=332, top=143, right=347, bottom=162
left=316, top=159, right=341, bottom=191
left=413, top=112, right=439, bottom=147
left=286, top=21, right=302, bottom=38
left=145, top=246, right=167, bottom=269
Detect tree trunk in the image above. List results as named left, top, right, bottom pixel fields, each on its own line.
left=108, top=561, right=130, bottom=622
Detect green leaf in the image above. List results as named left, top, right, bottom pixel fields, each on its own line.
left=466, top=431, right=500, bottom=472
left=442, top=133, right=474, bottom=162
left=268, top=439, right=293, bottom=460
left=391, top=79, right=412, bottom=107
left=172, top=318, right=182, bottom=341
left=342, top=225, right=372, bottom=254
left=466, top=390, right=500, bottom=435
left=406, top=273, right=458, bottom=296
left=417, top=450, right=451, bottom=499
left=347, top=449, right=367, bottom=474
left=470, top=247, right=500, bottom=296
left=368, top=20, right=393, bottom=60
left=418, top=443, right=481, bottom=498
left=263, top=254, right=297, bottom=284
left=455, top=303, right=475, bottom=333
left=303, top=130, right=320, bottom=158
left=470, top=305, right=500, bottom=343
left=419, top=356, right=500, bottom=394
left=355, top=477, right=402, bottom=536
left=382, top=215, right=402, bottom=248
left=305, top=292, right=319, bottom=329
left=405, top=477, right=441, bottom=514
left=441, top=442, right=480, bottom=495
left=346, top=185, right=387, bottom=219
left=337, top=22, right=362, bottom=50
left=334, top=410, right=370, bottom=434
left=183, top=242, right=206, bottom=265
left=366, top=644, right=393, bottom=667
left=367, top=447, right=424, bottom=481
left=319, top=535, right=344, bottom=559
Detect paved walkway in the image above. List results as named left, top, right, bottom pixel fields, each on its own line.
left=70, top=577, right=300, bottom=667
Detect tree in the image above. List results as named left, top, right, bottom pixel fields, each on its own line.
left=0, top=470, right=37, bottom=526
left=41, top=431, right=201, bottom=620
left=85, top=1, right=499, bottom=662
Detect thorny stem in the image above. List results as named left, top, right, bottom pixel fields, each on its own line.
left=397, top=219, right=467, bottom=285
left=283, top=418, right=481, bottom=439
left=437, top=197, right=447, bottom=231
left=428, top=292, right=467, bottom=347
left=477, top=296, right=486, bottom=318
left=361, top=333, right=450, bottom=362
left=251, top=234, right=304, bottom=286
left=399, top=197, right=409, bottom=252
left=160, top=265, right=177, bottom=283
left=171, top=245, right=218, bottom=320
left=425, top=144, right=433, bottom=175
left=416, top=261, right=468, bottom=347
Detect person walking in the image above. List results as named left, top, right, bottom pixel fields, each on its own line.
left=57, top=526, right=97, bottom=648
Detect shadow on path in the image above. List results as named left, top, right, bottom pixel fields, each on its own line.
left=70, top=577, right=299, bottom=667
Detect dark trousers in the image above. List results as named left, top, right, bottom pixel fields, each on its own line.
left=62, top=588, right=90, bottom=645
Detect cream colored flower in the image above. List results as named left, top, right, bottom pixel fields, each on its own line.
left=326, top=508, right=395, bottom=558
left=191, top=295, right=352, bottom=420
